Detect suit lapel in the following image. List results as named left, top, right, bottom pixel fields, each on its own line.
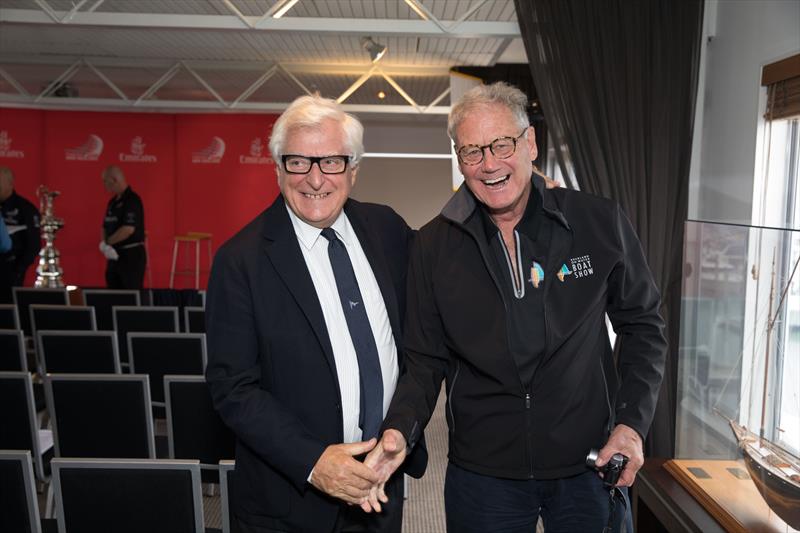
left=346, top=202, right=403, bottom=349
left=260, top=196, right=339, bottom=382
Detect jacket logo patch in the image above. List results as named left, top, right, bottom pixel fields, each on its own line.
left=557, top=264, right=572, bottom=282
left=569, top=255, right=594, bottom=279
left=529, top=261, right=544, bottom=288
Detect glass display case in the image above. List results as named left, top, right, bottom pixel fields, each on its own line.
left=674, top=220, right=799, bottom=532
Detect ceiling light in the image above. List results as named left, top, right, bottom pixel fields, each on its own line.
left=361, top=36, right=387, bottom=63
left=377, top=91, right=386, bottom=99
left=404, top=0, right=429, bottom=20
left=272, top=0, right=300, bottom=19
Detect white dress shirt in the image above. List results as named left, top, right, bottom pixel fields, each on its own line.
left=287, top=205, right=399, bottom=444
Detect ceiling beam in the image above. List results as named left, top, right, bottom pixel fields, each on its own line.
left=0, top=54, right=453, bottom=77
left=0, top=93, right=450, bottom=115
left=0, top=8, right=519, bottom=38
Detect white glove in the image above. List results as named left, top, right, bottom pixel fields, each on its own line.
left=99, top=241, right=119, bottom=260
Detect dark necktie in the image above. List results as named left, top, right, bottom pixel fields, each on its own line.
left=320, top=227, right=383, bottom=439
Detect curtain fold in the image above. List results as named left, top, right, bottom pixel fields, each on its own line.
left=514, top=0, right=704, bottom=458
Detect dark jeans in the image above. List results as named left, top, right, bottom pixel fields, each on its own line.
left=444, top=462, right=632, bottom=533
left=105, top=245, right=146, bottom=289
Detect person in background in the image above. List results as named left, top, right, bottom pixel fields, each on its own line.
left=0, top=166, right=41, bottom=302
left=205, top=95, right=426, bottom=533
left=0, top=215, right=11, bottom=253
left=365, top=82, right=667, bottom=533
left=100, top=165, right=146, bottom=289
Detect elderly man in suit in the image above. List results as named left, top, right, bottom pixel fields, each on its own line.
left=206, top=95, right=426, bottom=533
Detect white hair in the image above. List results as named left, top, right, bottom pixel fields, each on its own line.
left=269, top=95, right=364, bottom=164
left=448, top=82, right=530, bottom=145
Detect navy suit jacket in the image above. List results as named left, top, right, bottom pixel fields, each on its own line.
left=206, top=195, right=427, bottom=532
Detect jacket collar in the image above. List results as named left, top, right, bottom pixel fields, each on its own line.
left=258, top=195, right=404, bottom=368
left=440, top=173, right=571, bottom=230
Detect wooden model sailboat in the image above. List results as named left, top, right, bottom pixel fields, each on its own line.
left=727, top=252, right=800, bottom=528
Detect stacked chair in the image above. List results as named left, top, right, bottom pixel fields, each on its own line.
left=0, top=287, right=230, bottom=531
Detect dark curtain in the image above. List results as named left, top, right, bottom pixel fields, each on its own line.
left=514, top=0, right=704, bottom=458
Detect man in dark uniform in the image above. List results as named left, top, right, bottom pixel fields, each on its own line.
left=101, top=165, right=146, bottom=289
left=0, top=166, right=41, bottom=303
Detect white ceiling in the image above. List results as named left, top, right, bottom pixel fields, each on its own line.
left=0, top=0, right=527, bottom=114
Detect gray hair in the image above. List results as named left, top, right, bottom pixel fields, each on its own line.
left=102, top=164, right=125, bottom=180
left=447, top=82, right=530, bottom=144
left=269, top=95, right=365, bottom=165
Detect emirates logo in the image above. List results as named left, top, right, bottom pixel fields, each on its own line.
left=0, top=130, right=25, bottom=159
left=119, top=136, right=157, bottom=163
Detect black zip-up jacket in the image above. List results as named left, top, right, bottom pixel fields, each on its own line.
left=383, top=175, right=666, bottom=480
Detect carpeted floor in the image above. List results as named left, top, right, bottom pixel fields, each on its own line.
left=401, top=387, right=448, bottom=533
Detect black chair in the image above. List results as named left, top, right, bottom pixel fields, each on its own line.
left=0, top=450, right=57, bottom=533
left=113, top=306, right=179, bottom=366
left=219, top=460, right=235, bottom=533
left=0, top=303, right=20, bottom=329
left=129, top=334, right=206, bottom=410
left=30, top=305, right=96, bottom=336
left=184, top=306, right=205, bottom=333
left=12, top=288, right=69, bottom=337
left=82, top=289, right=140, bottom=331
left=38, top=331, right=120, bottom=374
left=51, top=458, right=204, bottom=533
left=0, top=329, right=26, bottom=371
left=45, top=374, right=155, bottom=459
left=165, top=376, right=235, bottom=483
left=0, top=372, right=53, bottom=483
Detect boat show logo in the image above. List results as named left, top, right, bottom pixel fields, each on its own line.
left=65, top=134, right=104, bottom=161
left=239, top=137, right=273, bottom=165
left=119, top=136, right=157, bottom=163
left=192, top=136, right=226, bottom=164
left=529, top=261, right=545, bottom=289
left=569, top=254, right=594, bottom=279
left=0, top=130, right=24, bottom=159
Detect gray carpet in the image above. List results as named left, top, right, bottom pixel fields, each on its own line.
left=402, top=387, right=448, bottom=533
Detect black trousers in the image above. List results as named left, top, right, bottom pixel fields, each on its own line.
left=0, top=259, right=26, bottom=303
left=233, top=473, right=404, bottom=533
left=105, top=245, right=146, bottom=289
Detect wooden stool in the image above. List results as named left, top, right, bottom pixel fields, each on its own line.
left=169, top=232, right=212, bottom=289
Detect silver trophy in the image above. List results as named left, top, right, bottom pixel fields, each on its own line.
left=35, top=185, right=65, bottom=287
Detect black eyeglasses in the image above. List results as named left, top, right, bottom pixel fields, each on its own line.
left=281, top=154, right=350, bottom=174
left=456, top=130, right=528, bottom=166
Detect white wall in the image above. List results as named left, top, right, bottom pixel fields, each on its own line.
left=350, top=114, right=454, bottom=229
left=689, top=0, right=800, bottom=224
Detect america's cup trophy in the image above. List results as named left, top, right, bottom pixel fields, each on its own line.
left=35, top=185, right=65, bottom=287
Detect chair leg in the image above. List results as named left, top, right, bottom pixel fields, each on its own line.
left=169, top=239, right=179, bottom=289
left=45, top=483, right=54, bottom=518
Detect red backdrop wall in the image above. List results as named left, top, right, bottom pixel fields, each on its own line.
left=0, top=107, right=279, bottom=289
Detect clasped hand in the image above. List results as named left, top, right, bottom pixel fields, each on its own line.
left=310, top=430, right=407, bottom=512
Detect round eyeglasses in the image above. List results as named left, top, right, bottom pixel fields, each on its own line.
left=281, top=154, right=350, bottom=174
left=456, top=130, right=528, bottom=166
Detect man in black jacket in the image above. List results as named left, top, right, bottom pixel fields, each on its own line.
left=0, top=166, right=41, bottom=302
left=206, top=95, right=426, bottom=533
left=364, top=82, right=666, bottom=532
left=100, top=165, right=146, bottom=289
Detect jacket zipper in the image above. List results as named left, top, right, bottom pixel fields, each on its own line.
left=525, top=392, right=533, bottom=478
left=599, top=346, right=615, bottom=434
left=448, top=360, right=461, bottom=436
left=460, top=223, right=536, bottom=479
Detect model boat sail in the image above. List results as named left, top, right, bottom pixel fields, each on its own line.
left=725, top=251, right=800, bottom=528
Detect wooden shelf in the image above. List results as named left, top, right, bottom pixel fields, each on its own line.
left=664, top=459, right=798, bottom=533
